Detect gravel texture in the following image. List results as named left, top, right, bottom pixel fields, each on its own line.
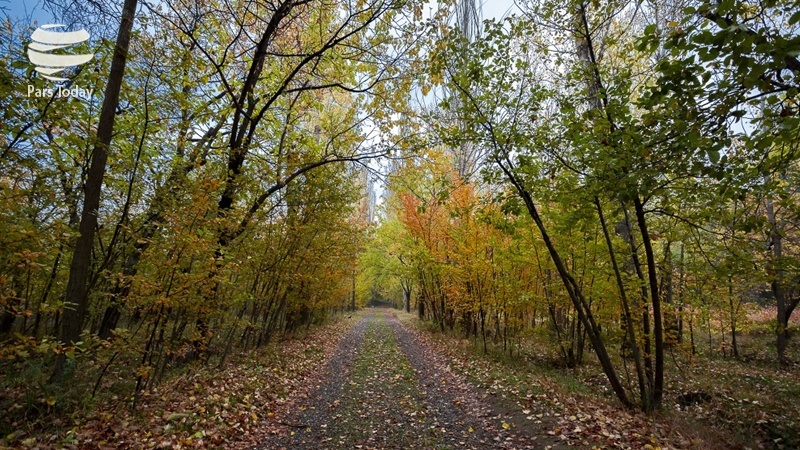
left=256, top=308, right=540, bottom=449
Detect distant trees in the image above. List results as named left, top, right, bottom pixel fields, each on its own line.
left=360, top=0, right=799, bottom=413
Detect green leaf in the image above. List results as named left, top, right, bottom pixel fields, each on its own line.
left=707, top=149, right=720, bottom=164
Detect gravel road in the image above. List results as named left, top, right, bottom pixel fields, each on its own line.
left=256, top=308, right=542, bottom=449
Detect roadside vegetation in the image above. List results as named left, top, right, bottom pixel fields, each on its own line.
left=2, top=0, right=799, bottom=447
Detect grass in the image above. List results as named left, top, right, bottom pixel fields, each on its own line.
left=331, top=313, right=441, bottom=448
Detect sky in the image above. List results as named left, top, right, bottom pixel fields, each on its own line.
left=3, top=0, right=519, bottom=27
left=481, top=0, right=518, bottom=21
left=2, top=0, right=54, bottom=24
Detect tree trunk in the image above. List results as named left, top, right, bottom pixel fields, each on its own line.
left=402, top=282, right=411, bottom=313
left=497, top=158, right=633, bottom=409
left=596, top=198, right=648, bottom=409
left=677, top=243, right=685, bottom=343
left=728, top=277, right=739, bottom=358
left=618, top=206, right=653, bottom=384
left=351, top=268, right=356, bottom=311
left=633, top=197, right=664, bottom=411
left=52, top=0, right=139, bottom=382
left=765, top=191, right=789, bottom=366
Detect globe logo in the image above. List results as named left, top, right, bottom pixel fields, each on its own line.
left=27, top=24, right=93, bottom=82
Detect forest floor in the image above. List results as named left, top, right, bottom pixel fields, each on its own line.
left=398, top=313, right=800, bottom=450
left=4, top=307, right=565, bottom=449
left=5, top=307, right=799, bottom=449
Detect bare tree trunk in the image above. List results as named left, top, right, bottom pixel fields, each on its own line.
left=596, top=198, right=648, bottom=409
left=351, top=268, right=356, bottom=311
left=634, top=197, right=664, bottom=410
left=765, top=192, right=789, bottom=366
left=728, top=279, right=739, bottom=359
left=402, top=282, right=411, bottom=313
left=496, top=157, right=633, bottom=409
left=621, top=205, right=653, bottom=389
left=678, top=243, right=685, bottom=343
left=51, top=0, right=139, bottom=382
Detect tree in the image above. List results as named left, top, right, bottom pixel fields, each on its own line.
left=639, top=0, right=800, bottom=365
left=53, top=0, right=139, bottom=381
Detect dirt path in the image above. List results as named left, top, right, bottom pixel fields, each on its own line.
left=255, top=308, right=549, bottom=449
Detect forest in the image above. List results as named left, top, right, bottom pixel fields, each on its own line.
left=1, top=0, right=799, bottom=448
